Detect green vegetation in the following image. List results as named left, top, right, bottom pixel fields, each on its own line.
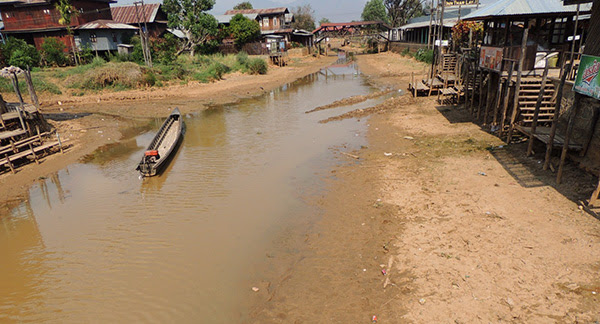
left=414, top=48, right=433, bottom=64
left=1, top=37, right=40, bottom=68
left=233, top=1, right=252, bottom=9
left=361, top=0, right=389, bottom=23
left=40, top=37, right=68, bottom=66
left=227, top=14, right=261, bottom=48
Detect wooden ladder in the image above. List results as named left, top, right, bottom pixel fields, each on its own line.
left=517, top=78, right=556, bottom=127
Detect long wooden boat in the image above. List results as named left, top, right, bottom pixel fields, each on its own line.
left=136, top=108, right=184, bottom=177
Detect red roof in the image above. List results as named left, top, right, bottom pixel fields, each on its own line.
left=224, top=7, right=288, bottom=15
left=110, top=3, right=161, bottom=24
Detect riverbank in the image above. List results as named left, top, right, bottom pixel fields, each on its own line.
left=0, top=55, right=337, bottom=212
left=249, top=52, right=600, bottom=322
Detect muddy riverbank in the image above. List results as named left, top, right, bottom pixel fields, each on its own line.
left=249, top=52, right=600, bottom=322
left=0, top=55, right=336, bottom=210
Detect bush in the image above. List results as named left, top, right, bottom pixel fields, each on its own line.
left=91, top=56, right=106, bottom=67
left=401, top=47, right=410, bottom=56
left=41, top=37, right=67, bottom=66
left=1, top=37, right=40, bottom=68
left=414, top=48, right=434, bottom=64
left=66, top=62, right=143, bottom=90
left=142, top=70, right=157, bottom=86
left=247, top=58, right=267, bottom=75
left=79, top=44, right=94, bottom=64
left=236, top=51, right=249, bottom=66
left=193, top=61, right=229, bottom=82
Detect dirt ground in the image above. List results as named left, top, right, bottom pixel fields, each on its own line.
left=0, top=55, right=336, bottom=212
left=249, top=52, right=600, bottom=323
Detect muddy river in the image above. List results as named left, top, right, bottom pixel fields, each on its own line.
left=0, top=62, right=391, bottom=322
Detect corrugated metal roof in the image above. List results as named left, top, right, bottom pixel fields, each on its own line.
left=76, top=19, right=138, bottom=30
left=463, top=0, right=592, bottom=20
left=110, top=3, right=160, bottom=24
left=400, top=18, right=458, bottom=30
left=224, top=7, right=289, bottom=15
left=214, top=13, right=258, bottom=24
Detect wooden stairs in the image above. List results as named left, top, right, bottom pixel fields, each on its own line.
left=516, top=78, right=556, bottom=127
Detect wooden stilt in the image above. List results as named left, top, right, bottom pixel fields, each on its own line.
left=5, top=155, right=14, bottom=173
left=464, top=60, right=471, bottom=109
left=527, top=64, right=550, bottom=156
left=11, top=73, right=27, bottom=133
left=507, top=27, right=530, bottom=143
left=483, top=71, right=494, bottom=124
left=499, top=61, right=515, bottom=138
left=492, top=70, right=504, bottom=126
left=29, top=144, right=39, bottom=164
left=543, top=63, right=571, bottom=171
left=580, top=106, right=599, bottom=157
left=24, top=66, right=39, bottom=110
left=477, top=71, right=487, bottom=121
left=557, top=93, right=581, bottom=184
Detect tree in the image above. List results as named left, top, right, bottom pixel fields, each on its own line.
left=319, top=17, right=331, bottom=26
left=362, top=0, right=389, bottom=23
left=291, top=5, right=316, bottom=31
left=228, top=14, right=261, bottom=47
left=163, top=0, right=219, bottom=56
left=55, top=0, right=79, bottom=65
left=233, top=1, right=252, bottom=10
left=385, top=0, right=423, bottom=27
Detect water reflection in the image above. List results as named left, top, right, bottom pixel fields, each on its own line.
left=0, top=63, right=380, bottom=322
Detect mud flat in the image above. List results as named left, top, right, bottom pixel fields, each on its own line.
left=249, top=52, right=600, bottom=322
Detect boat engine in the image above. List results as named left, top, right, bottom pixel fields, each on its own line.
left=144, top=150, right=160, bottom=163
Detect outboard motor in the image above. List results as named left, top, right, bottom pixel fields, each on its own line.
left=144, top=150, right=160, bottom=163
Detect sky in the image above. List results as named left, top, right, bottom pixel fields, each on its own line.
left=120, top=0, right=499, bottom=23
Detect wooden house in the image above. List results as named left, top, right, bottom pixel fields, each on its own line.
left=75, top=19, right=137, bottom=52
left=110, top=3, right=167, bottom=38
left=0, top=0, right=115, bottom=51
left=224, top=7, right=293, bottom=35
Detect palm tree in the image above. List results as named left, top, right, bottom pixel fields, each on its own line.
left=55, top=0, right=79, bottom=65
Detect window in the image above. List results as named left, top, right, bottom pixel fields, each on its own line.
left=90, top=33, right=97, bottom=43
left=4, top=12, right=11, bottom=19
left=43, top=9, right=50, bottom=15
left=112, top=32, right=117, bottom=42
left=263, top=17, right=269, bottom=27
left=79, top=8, right=84, bottom=13
left=273, top=18, right=278, bottom=26
left=552, top=17, right=567, bottom=44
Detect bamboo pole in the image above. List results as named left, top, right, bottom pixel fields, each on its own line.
left=527, top=64, right=550, bottom=156
left=492, top=69, right=504, bottom=126
left=543, top=63, right=571, bottom=171
left=507, top=27, right=530, bottom=143
left=557, top=93, right=581, bottom=184
left=464, top=59, right=472, bottom=109
left=477, top=71, right=487, bottom=120
left=470, top=63, right=478, bottom=114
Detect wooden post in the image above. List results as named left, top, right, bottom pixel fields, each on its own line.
left=464, top=60, right=471, bottom=109
left=543, top=63, right=571, bottom=171
left=492, top=70, right=504, bottom=126
left=483, top=71, right=494, bottom=124
left=0, top=93, right=7, bottom=114
left=557, top=93, right=581, bottom=184
left=580, top=107, right=599, bottom=157
left=24, top=66, right=39, bottom=110
left=477, top=71, right=487, bottom=120
left=527, top=64, right=550, bottom=156
left=11, top=73, right=27, bottom=132
left=507, top=27, right=530, bottom=143
left=589, top=177, right=600, bottom=206
left=470, top=63, right=478, bottom=114
left=499, top=61, right=515, bottom=138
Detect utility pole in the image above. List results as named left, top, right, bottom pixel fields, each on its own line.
left=134, top=0, right=152, bottom=67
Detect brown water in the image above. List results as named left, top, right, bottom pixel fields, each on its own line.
left=0, top=63, right=393, bottom=322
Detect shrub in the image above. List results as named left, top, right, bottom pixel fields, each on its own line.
left=236, top=51, right=249, bottom=66
left=79, top=44, right=94, bottom=64
left=66, top=62, right=143, bottom=90
left=1, top=37, right=40, bottom=68
left=41, top=37, right=67, bottom=66
left=142, top=70, right=157, bottom=86
left=247, top=58, right=267, bottom=75
left=91, top=56, right=106, bottom=67
left=401, top=47, right=410, bottom=56
left=414, top=48, right=434, bottom=64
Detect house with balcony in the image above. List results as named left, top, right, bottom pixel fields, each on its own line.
left=224, top=7, right=294, bottom=37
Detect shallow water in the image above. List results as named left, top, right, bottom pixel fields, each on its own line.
left=0, top=62, right=390, bottom=322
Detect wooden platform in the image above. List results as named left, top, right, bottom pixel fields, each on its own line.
left=0, top=129, right=26, bottom=141
left=514, top=125, right=583, bottom=150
